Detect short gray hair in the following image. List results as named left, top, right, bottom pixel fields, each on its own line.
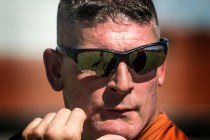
left=57, top=0, right=160, bottom=45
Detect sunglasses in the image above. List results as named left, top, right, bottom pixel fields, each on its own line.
left=56, top=38, right=169, bottom=77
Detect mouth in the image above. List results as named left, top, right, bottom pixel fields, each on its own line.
left=108, top=109, right=136, bottom=113
left=102, top=107, right=138, bottom=117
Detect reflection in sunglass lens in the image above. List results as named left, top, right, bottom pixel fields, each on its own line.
left=130, top=51, right=147, bottom=74
left=56, top=38, right=168, bottom=77
left=75, top=46, right=166, bottom=76
left=133, top=46, right=165, bottom=74
left=76, top=52, right=114, bottom=76
left=102, top=56, right=118, bottom=76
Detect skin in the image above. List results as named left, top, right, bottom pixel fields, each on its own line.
left=22, top=18, right=166, bottom=140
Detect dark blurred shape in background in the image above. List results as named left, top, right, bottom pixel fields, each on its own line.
left=0, top=0, right=210, bottom=139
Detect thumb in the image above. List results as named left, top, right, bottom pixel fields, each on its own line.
left=97, top=134, right=127, bottom=140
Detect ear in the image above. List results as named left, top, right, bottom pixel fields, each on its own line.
left=157, top=61, right=166, bottom=87
left=43, top=48, right=63, bottom=91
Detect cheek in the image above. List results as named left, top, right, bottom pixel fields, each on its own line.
left=61, top=59, right=107, bottom=113
left=135, top=77, right=159, bottom=114
left=61, top=59, right=88, bottom=109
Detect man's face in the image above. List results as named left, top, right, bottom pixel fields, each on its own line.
left=60, top=19, right=165, bottom=140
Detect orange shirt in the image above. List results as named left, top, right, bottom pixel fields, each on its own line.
left=135, top=113, right=189, bottom=140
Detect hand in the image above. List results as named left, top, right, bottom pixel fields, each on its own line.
left=22, top=108, right=127, bottom=140
left=22, top=108, right=87, bottom=140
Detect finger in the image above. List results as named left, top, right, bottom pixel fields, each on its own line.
left=57, top=108, right=87, bottom=140
left=97, top=134, right=127, bottom=140
left=32, top=113, right=56, bottom=138
left=43, top=108, right=86, bottom=140
left=22, top=118, right=42, bottom=140
left=42, top=108, right=71, bottom=139
left=49, top=108, right=71, bottom=127
left=65, top=108, right=87, bottom=132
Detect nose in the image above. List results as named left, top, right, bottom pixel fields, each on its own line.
left=107, top=62, right=134, bottom=95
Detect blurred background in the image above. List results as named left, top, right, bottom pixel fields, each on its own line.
left=0, top=0, right=210, bottom=139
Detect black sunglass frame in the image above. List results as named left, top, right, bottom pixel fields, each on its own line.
left=56, top=38, right=169, bottom=57
left=56, top=38, right=169, bottom=76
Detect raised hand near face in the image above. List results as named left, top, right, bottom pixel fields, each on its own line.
left=22, top=108, right=86, bottom=140
left=22, top=108, right=127, bottom=140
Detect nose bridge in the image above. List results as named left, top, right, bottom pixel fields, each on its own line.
left=115, top=53, right=132, bottom=69
left=112, top=61, right=134, bottom=94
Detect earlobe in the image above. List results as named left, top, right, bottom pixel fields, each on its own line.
left=157, top=61, right=166, bottom=86
left=43, top=48, right=63, bottom=91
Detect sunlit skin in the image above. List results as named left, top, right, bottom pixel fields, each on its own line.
left=22, top=17, right=166, bottom=140
left=60, top=18, right=166, bottom=140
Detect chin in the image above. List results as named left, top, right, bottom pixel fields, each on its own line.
left=91, top=119, right=141, bottom=140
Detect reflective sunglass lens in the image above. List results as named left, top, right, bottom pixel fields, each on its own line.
left=77, top=52, right=115, bottom=76
left=75, top=46, right=166, bottom=76
left=130, top=51, right=147, bottom=74
left=133, top=46, right=165, bottom=74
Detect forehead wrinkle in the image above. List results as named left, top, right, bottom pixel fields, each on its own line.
left=83, top=28, right=134, bottom=48
left=80, top=20, right=156, bottom=50
left=83, top=19, right=136, bottom=39
left=85, top=31, right=139, bottom=50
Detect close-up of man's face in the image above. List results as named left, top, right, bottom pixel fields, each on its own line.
left=5, top=1, right=208, bottom=139
left=50, top=18, right=166, bottom=140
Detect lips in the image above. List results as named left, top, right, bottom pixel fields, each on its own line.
left=101, top=107, right=138, bottom=116
left=108, top=108, right=136, bottom=113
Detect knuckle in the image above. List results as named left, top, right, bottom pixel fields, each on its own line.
left=22, top=117, right=42, bottom=139
left=44, top=124, right=59, bottom=139
left=44, top=125, right=81, bottom=140
left=72, top=108, right=86, bottom=119
left=30, top=117, right=42, bottom=126
left=64, top=129, right=80, bottom=140
left=45, top=112, right=56, bottom=117
left=22, top=129, right=29, bottom=139
left=33, top=117, right=42, bottom=122
left=44, top=112, right=56, bottom=119
left=59, top=108, right=71, bottom=113
left=73, top=108, right=84, bottom=115
left=32, top=126, right=43, bottom=137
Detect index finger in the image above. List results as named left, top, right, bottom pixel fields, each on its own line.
left=65, top=108, right=87, bottom=131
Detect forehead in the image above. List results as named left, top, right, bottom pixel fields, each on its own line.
left=58, top=19, right=157, bottom=50
left=84, top=20, right=155, bottom=45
